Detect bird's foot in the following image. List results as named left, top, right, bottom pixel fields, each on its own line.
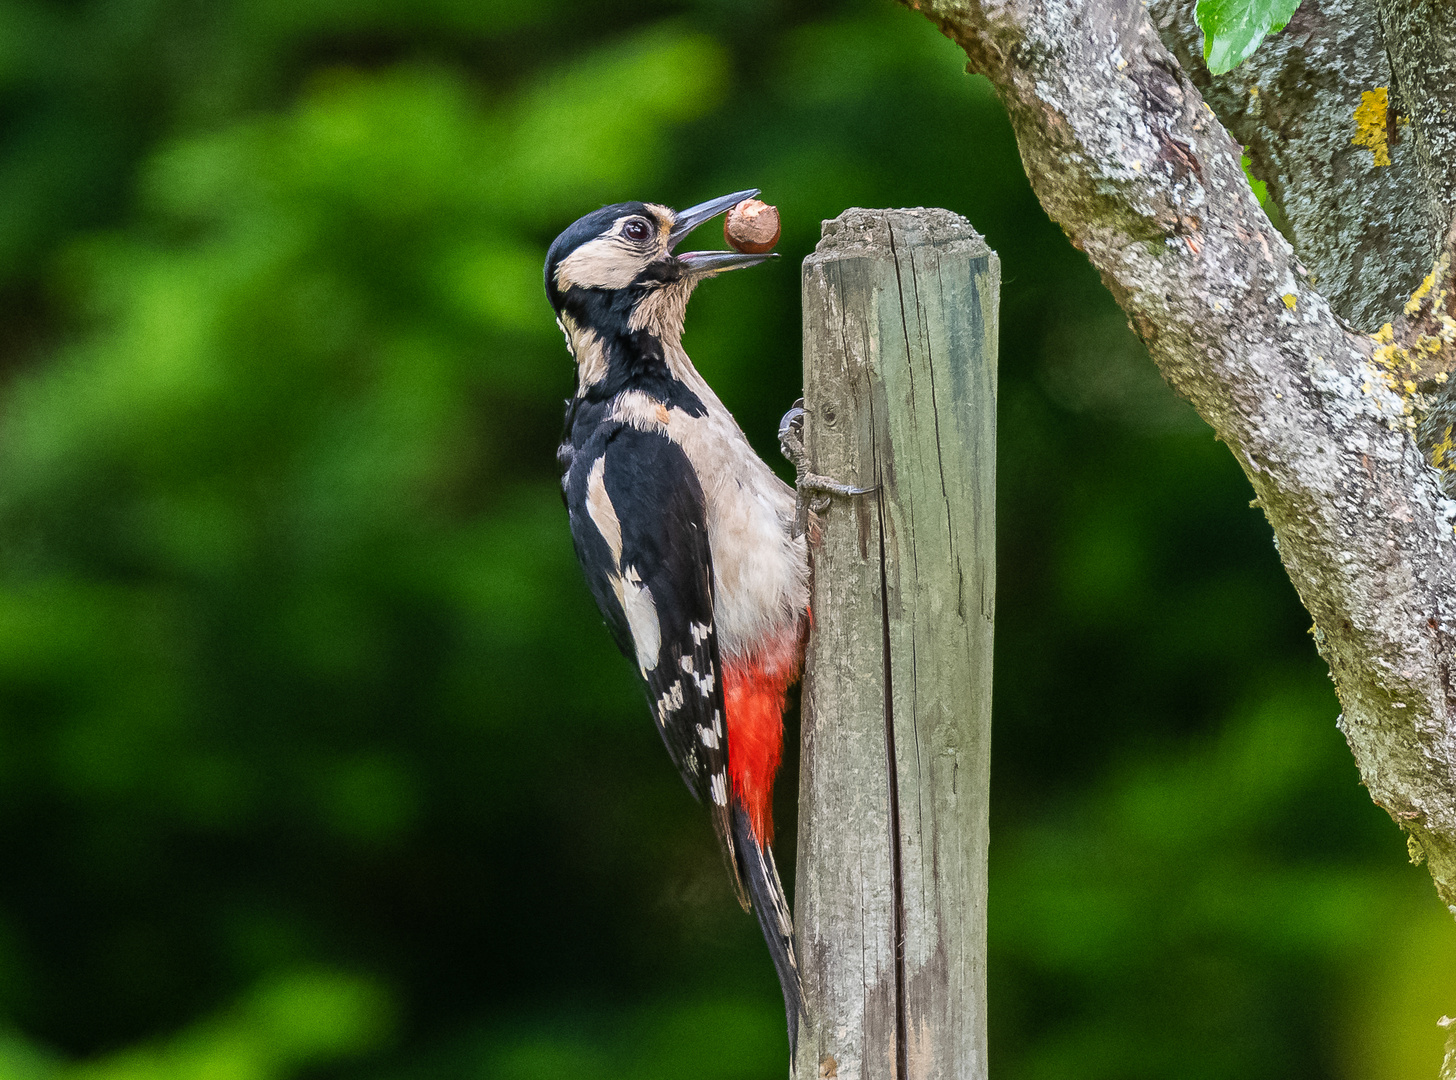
left=778, top=398, right=876, bottom=539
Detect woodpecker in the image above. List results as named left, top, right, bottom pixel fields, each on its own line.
left=545, top=190, right=808, bottom=1046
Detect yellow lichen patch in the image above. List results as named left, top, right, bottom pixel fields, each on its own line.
left=1281, top=293, right=1297, bottom=309
left=1369, top=340, right=1424, bottom=396
left=1353, top=87, right=1392, bottom=166
left=1408, top=832, right=1427, bottom=866
left=1405, top=270, right=1438, bottom=315
left=1423, top=422, right=1456, bottom=492
left=1373, top=322, right=1394, bottom=344
left=1430, top=424, right=1456, bottom=470
left=1371, top=342, right=1406, bottom=371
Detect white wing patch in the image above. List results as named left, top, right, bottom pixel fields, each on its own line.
left=586, top=456, right=660, bottom=676
left=698, top=723, right=719, bottom=749
left=709, top=772, right=728, bottom=806
left=585, top=456, right=623, bottom=565
left=616, top=566, right=661, bottom=677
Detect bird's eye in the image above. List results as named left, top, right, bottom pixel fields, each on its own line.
left=622, top=219, right=652, bottom=243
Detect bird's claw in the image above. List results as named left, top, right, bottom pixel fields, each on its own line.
left=778, top=398, right=876, bottom=539
left=777, top=399, right=810, bottom=473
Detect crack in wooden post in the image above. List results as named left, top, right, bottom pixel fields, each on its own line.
left=878, top=501, right=909, bottom=1080
left=795, top=208, right=997, bottom=1079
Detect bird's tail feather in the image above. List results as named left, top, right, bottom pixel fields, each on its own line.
left=732, top=802, right=803, bottom=1054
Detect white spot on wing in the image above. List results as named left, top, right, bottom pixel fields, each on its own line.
left=679, top=654, right=694, bottom=674
left=710, top=772, right=727, bottom=806
left=690, top=622, right=712, bottom=644
left=657, top=679, right=684, bottom=721
left=698, top=723, right=719, bottom=749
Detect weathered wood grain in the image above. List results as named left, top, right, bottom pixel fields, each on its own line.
left=795, top=208, right=997, bottom=1080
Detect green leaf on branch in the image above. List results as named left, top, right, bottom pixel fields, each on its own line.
left=1195, top=0, right=1302, bottom=74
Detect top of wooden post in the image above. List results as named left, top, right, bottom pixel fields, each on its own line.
left=808, top=207, right=992, bottom=261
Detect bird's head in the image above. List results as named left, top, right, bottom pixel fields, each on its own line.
left=544, top=189, right=774, bottom=350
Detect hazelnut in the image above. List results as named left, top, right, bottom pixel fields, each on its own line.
left=725, top=199, right=781, bottom=254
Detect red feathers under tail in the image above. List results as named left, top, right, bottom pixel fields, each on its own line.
left=722, top=626, right=803, bottom=846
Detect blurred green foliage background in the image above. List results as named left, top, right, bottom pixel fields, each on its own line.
left=0, top=0, right=1449, bottom=1077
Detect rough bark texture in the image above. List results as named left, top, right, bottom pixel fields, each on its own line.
left=1149, top=0, right=1440, bottom=332
left=1372, top=0, right=1456, bottom=216
left=896, top=0, right=1456, bottom=913
left=796, top=208, right=996, bottom=1079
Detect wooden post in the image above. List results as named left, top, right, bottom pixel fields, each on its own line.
left=794, top=209, right=997, bottom=1079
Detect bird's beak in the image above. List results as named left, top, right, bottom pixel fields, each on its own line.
left=668, top=188, right=778, bottom=273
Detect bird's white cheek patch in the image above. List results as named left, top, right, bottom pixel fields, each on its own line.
left=555, top=235, right=643, bottom=291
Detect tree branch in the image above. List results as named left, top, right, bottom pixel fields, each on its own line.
left=901, top=0, right=1456, bottom=911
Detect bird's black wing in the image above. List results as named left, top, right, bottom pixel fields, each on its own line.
left=565, top=422, right=743, bottom=900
